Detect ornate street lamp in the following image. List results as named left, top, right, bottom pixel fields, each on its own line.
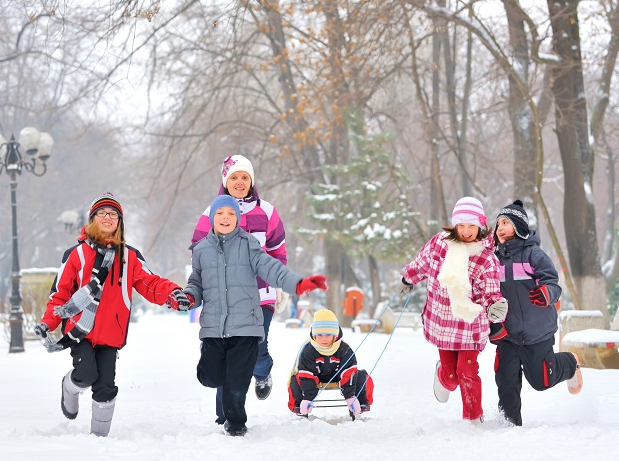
left=0, top=127, right=54, bottom=353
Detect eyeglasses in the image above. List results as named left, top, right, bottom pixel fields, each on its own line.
left=95, top=210, right=119, bottom=220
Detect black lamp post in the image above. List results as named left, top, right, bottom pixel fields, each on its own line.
left=0, top=127, right=54, bottom=353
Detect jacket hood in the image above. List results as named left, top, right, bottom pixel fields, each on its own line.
left=495, top=230, right=540, bottom=258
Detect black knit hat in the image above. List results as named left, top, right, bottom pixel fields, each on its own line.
left=496, top=199, right=530, bottom=239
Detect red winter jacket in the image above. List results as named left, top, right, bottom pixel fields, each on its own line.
left=41, top=230, right=180, bottom=349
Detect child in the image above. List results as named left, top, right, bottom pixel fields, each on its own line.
left=287, top=308, right=374, bottom=417
left=34, top=192, right=190, bottom=437
left=191, top=154, right=289, bottom=414
left=493, top=199, right=583, bottom=426
left=397, top=197, right=507, bottom=423
left=183, top=195, right=327, bottom=436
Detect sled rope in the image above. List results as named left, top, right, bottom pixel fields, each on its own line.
left=313, top=291, right=412, bottom=402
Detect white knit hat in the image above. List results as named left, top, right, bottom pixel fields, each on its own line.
left=221, top=155, right=254, bottom=187
left=451, top=197, right=487, bottom=228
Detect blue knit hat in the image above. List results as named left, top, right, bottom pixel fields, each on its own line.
left=311, top=309, right=340, bottom=337
left=209, top=195, right=241, bottom=224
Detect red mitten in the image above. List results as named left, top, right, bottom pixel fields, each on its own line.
left=296, top=275, right=328, bottom=295
left=529, top=285, right=550, bottom=307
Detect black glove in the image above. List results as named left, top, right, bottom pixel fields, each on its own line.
left=34, top=323, right=50, bottom=339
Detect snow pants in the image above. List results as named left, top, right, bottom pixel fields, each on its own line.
left=494, top=336, right=577, bottom=426
left=215, top=307, right=273, bottom=422
left=287, top=369, right=374, bottom=412
left=437, top=349, right=482, bottom=420
left=69, top=340, right=118, bottom=403
left=197, top=336, right=259, bottom=427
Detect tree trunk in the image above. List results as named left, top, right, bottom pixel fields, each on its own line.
left=547, top=0, right=608, bottom=322
left=502, top=0, right=537, bottom=212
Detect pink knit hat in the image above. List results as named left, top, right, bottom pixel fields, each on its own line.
left=451, top=197, right=487, bottom=228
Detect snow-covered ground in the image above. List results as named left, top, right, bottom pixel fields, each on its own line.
left=1, top=312, right=617, bottom=461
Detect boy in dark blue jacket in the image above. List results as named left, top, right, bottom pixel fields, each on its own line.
left=492, top=200, right=583, bottom=426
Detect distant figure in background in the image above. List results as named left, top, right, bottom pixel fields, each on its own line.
left=289, top=293, right=300, bottom=319
left=185, top=195, right=328, bottom=436
left=492, top=200, right=583, bottom=426
left=34, top=192, right=190, bottom=437
left=397, top=197, right=507, bottom=424
left=190, top=154, right=288, bottom=423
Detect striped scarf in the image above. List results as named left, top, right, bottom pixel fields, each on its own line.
left=44, top=247, right=115, bottom=352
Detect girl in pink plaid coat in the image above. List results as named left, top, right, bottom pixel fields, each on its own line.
left=397, top=197, right=507, bottom=423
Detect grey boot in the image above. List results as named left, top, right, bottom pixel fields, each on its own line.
left=90, top=398, right=116, bottom=437
left=61, top=371, right=86, bottom=420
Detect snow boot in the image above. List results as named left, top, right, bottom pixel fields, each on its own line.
left=90, top=398, right=116, bottom=437
left=567, top=353, right=583, bottom=395
left=224, top=421, right=248, bottom=436
left=433, top=361, right=451, bottom=403
left=61, top=370, right=86, bottom=420
left=255, top=373, right=273, bottom=400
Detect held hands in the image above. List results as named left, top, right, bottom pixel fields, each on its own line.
left=296, top=275, right=328, bottom=295
left=346, top=397, right=362, bottom=417
left=300, top=400, right=313, bottom=415
left=397, top=278, right=414, bottom=296
left=167, top=289, right=195, bottom=311
left=34, top=322, right=50, bottom=339
left=487, top=299, right=508, bottom=322
left=275, top=288, right=289, bottom=314
left=529, top=285, right=550, bottom=307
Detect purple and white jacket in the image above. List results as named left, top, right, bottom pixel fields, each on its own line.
left=191, top=189, right=287, bottom=311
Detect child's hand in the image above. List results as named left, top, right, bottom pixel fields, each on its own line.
left=34, top=322, right=49, bottom=339
left=529, top=285, right=550, bottom=307
left=487, top=299, right=508, bottom=321
left=300, top=400, right=313, bottom=415
left=296, top=275, right=328, bottom=295
left=166, top=289, right=194, bottom=311
left=345, top=397, right=361, bottom=417
left=397, top=278, right=413, bottom=296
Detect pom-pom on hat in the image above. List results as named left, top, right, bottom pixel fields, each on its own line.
left=208, top=195, right=241, bottom=224
left=221, top=155, right=254, bottom=187
left=496, top=199, right=530, bottom=239
left=451, top=196, right=487, bottom=228
left=311, top=309, right=340, bottom=337
left=89, top=192, right=123, bottom=219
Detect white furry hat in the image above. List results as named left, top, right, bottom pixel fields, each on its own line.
left=221, top=155, right=254, bottom=187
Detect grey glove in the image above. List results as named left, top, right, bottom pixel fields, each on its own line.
left=34, top=323, right=50, bottom=339
left=487, top=299, right=508, bottom=322
left=397, top=278, right=414, bottom=296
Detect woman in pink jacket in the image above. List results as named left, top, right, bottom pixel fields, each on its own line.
left=397, top=197, right=507, bottom=423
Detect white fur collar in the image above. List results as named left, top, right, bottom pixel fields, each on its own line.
left=437, top=240, right=484, bottom=323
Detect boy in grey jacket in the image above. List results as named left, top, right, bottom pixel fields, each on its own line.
left=183, top=195, right=327, bottom=436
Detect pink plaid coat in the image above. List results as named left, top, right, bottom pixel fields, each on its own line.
left=402, top=231, right=503, bottom=351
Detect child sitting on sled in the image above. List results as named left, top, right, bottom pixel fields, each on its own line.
left=287, top=308, right=374, bottom=417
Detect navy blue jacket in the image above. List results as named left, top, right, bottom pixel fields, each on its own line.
left=494, top=231, right=562, bottom=345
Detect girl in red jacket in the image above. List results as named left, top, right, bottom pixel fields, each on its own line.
left=34, top=192, right=191, bottom=437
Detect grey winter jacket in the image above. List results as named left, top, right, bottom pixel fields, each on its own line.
left=185, top=227, right=301, bottom=340
left=494, top=231, right=562, bottom=345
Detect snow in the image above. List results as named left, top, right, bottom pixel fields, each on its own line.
left=562, top=328, right=619, bottom=345
left=2, top=313, right=619, bottom=461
